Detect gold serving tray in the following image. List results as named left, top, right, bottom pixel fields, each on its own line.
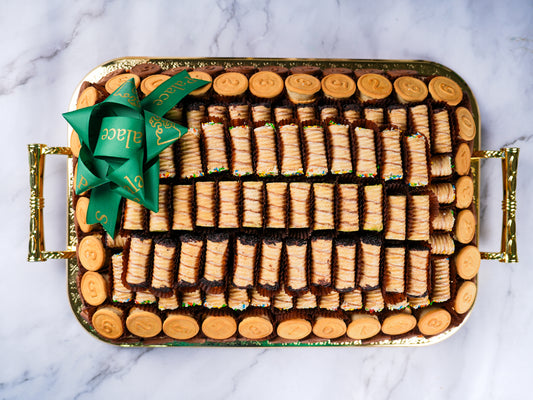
left=28, top=57, right=519, bottom=347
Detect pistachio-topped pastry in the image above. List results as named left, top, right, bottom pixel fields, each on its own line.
left=285, top=73, right=321, bottom=103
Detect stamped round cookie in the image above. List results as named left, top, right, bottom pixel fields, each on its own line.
left=163, top=314, right=200, bottom=340
left=78, top=235, right=106, bottom=271
left=104, top=73, right=141, bottom=94
left=455, top=176, right=474, bottom=209
left=131, top=63, right=162, bottom=79
left=417, top=307, right=451, bottom=336
left=456, top=107, right=476, bottom=141
left=92, top=306, right=124, bottom=339
left=357, top=73, right=393, bottom=101
left=455, top=245, right=481, bottom=279
left=312, top=317, right=347, bottom=339
left=454, top=142, right=471, bottom=176
left=346, top=314, right=381, bottom=340
left=70, top=130, right=81, bottom=158
left=321, top=74, right=357, bottom=100
left=80, top=271, right=108, bottom=306
left=381, top=313, right=417, bottom=336
left=454, top=281, right=477, bottom=314
left=238, top=315, right=274, bottom=340
left=126, top=308, right=162, bottom=338
left=77, top=86, right=99, bottom=109
left=249, top=71, right=284, bottom=99
left=285, top=74, right=321, bottom=104
left=428, top=76, right=463, bottom=106
left=277, top=318, right=312, bottom=340
left=202, top=315, right=237, bottom=340
left=188, top=71, right=213, bottom=97
left=455, top=209, right=476, bottom=244
left=393, top=76, right=428, bottom=104
left=213, top=72, right=248, bottom=97
left=75, top=197, right=95, bottom=233
left=140, top=74, right=170, bottom=96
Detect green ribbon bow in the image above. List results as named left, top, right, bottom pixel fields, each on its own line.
left=63, top=70, right=209, bottom=237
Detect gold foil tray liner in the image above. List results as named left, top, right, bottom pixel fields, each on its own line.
left=27, top=57, right=520, bottom=347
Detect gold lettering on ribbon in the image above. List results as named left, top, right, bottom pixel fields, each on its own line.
left=124, top=175, right=144, bottom=194
left=149, top=115, right=182, bottom=146
left=117, top=129, right=127, bottom=142
left=77, top=174, right=88, bottom=190
left=152, top=78, right=193, bottom=106
left=113, top=85, right=140, bottom=107
left=101, top=128, right=108, bottom=140
left=101, top=127, right=143, bottom=149
left=95, top=211, right=108, bottom=224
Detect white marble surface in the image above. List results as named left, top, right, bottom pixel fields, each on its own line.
left=2, top=0, right=532, bottom=398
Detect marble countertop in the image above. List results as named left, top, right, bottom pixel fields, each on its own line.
left=2, top=0, right=532, bottom=398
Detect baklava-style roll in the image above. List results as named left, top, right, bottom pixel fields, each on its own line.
left=274, top=106, right=294, bottom=123
left=311, top=237, right=333, bottom=288
left=229, top=125, right=254, bottom=176
left=181, top=289, right=203, bottom=307
left=195, top=181, right=216, bottom=227
left=266, top=182, right=287, bottom=228
left=432, top=109, right=453, bottom=154
left=218, top=181, right=240, bottom=229
left=151, top=241, right=176, bottom=292
left=364, top=107, right=385, bottom=129
left=177, top=235, right=203, bottom=287
left=178, top=129, right=204, bottom=179
left=354, top=127, right=378, bottom=178
left=207, top=104, right=228, bottom=123
left=106, top=233, right=128, bottom=249
left=380, top=128, right=403, bottom=180
left=228, top=287, right=249, bottom=311
left=313, top=183, right=335, bottom=230
left=358, top=240, right=381, bottom=290
left=430, top=233, right=455, bottom=255
left=135, top=289, right=156, bottom=305
left=410, top=104, right=431, bottom=145
left=296, top=292, right=317, bottom=309
left=406, top=248, right=429, bottom=297
left=431, top=155, right=453, bottom=178
left=186, top=105, right=205, bottom=130
left=149, top=184, right=170, bottom=232
left=385, top=195, right=407, bottom=241
left=202, top=121, right=228, bottom=174
left=254, top=123, right=279, bottom=176
left=319, top=291, right=340, bottom=310
left=232, top=236, right=258, bottom=289
left=428, top=183, right=455, bottom=204
left=251, top=104, right=272, bottom=123
left=383, top=246, right=405, bottom=294
left=125, top=236, right=152, bottom=287
left=432, top=208, right=455, bottom=231
left=123, top=199, right=145, bottom=230
left=228, top=103, right=249, bottom=121
left=159, top=146, right=176, bottom=178
left=242, top=181, right=263, bottom=228
left=258, top=239, right=283, bottom=290
left=320, top=106, right=339, bottom=122
left=204, top=292, right=227, bottom=309
left=388, top=107, right=408, bottom=132
left=408, top=195, right=430, bottom=241
left=158, top=293, right=179, bottom=311
left=364, top=289, right=385, bottom=312
left=274, top=287, right=294, bottom=310
left=164, top=106, right=184, bottom=124
left=431, top=257, right=451, bottom=303
left=338, top=184, right=359, bottom=232
left=112, top=253, right=132, bottom=303
left=303, top=124, right=328, bottom=176
left=172, top=185, right=194, bottom=230
left=328, top=124, right=353, bottom=174
left=341, top=289, right=363, bottom=311
left=289, top=182, right=311, bottom=228
left=343, top=105, right=361, bottom=124
left=363, top=185, right=383, bottom=232
left=296, top=105, right=316, bottom=122
left=279, top=123, right=303, bottom=176
left=334, top=239, right=357, bottom=291
left=286, top=239, right=308, bottom=292
left=405, top=132, right=429, bottom=186
left=250, top=288, right=271, bottom=308
left=202, top=234, right=230, bottom=289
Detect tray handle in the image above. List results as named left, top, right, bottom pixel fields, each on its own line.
left=28, top=144, right=76, bottom=261
left=472, top=147, right=519, bottom=263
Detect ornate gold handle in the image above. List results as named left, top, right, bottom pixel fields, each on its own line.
left=472, top=147, right=519, bottom=262
left=28, top=144, right=76, bottom=261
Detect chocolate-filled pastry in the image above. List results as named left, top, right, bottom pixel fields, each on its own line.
left=303, top=124, right=328, bottom=176
left=406, top=248, right=429, bottom=297
left=125, top=236, right=152, bottom=287
left=204, top=292, right=227, bottom=309
left=151, top=242, right=176, bottom=292
left=338, top=184, right=359, bottom=232
left=387, top=107, right=408, bottom=132
left=251, top=104, right=272, bottom=123
left=410, top=104, right=431, bottom=146
left=254, top=123, right=278, bottom=176
left=242, top=181, right=263, bottom=228
left=149, top=184, right=170, bottom=232
left=258, top=239, right=283, bottom=290
left=431, top=155, right=453, bottom=178
left=274, top=106, right=294, bottom=123
left=432, top=109, right=453, bottom=154
left=364, top=289, right=385, bottom=312
left=159, top=146, right=176, bottom=178
left=364, top=108, right=385, bottom=129
left=274, top=286, right=293, bottom=310
left=311, top=237, right=333, bottom=288
left=320, top=106, right=339, bottom=122
left=431, top=257, right=451, bottom=303
left=319, top=291, right=340, bottom=310
left=380, top=128, right=403, bottom=181
left=207, top=104, right=228, bottom=123
left=328, top=124, right=353, bottom=174
left=279, top=123, right=304, bottom=176
left=228, top=104, right=250, bottom=121
left=430, top=233, right=455, bottom=255
left=202, top=234, right=230, bottom=290
left=341, top=289, right=363, bottom=311
left=428, top=183, right=455, bottom=204
left=111, top=253, right=132, bottom=303
left=123, top=198, right=145, bottom=230
left=228, top=287, right=249, bottom=311
left=354, top=127, right=378, bottom=178
left=286, top=239, right=308, bottom=292
left=181, top=288, right=203, bottom=307
left=229, top=125, right=254, bottom=176
left=313, top=183, right=335, bottom=230
left=363, top=185, right=383, bottom=232
left=218, top=181, right=240, bottom=228
left=177, top=235, right=204, bottom=287
left=296, top=292, right=317, bottom=309
left=432, top=208, right=455, bottom=231
left=195, top=181, right=216, bottom=227
left=232, top=236, right=258, bottom=289
left=289, top=182, right=311, bottom=228
left=343, top=105, right=361, bottom=124
left=178, top=129, right=204, bottom=179
left=383, top=246, right=405, bottom=294
left=202, top=121, right=228, bottom=174
left=334, top=239, right=357, bottom=291
left=408, top=195, right=430, bottom=241
left=172, top=185, right=194, bottom=231
left=266, top=182, right=288, bottom=228
left=250, top=288, right=271, bottom=308
left=358, top=240, right=381, bottom=290
left=385, top=195, right=407, bottom=241
left=405, top=132, right=429, bottom=186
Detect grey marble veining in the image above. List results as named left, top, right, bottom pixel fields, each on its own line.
left=1, top=0, right=532, bottom=399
